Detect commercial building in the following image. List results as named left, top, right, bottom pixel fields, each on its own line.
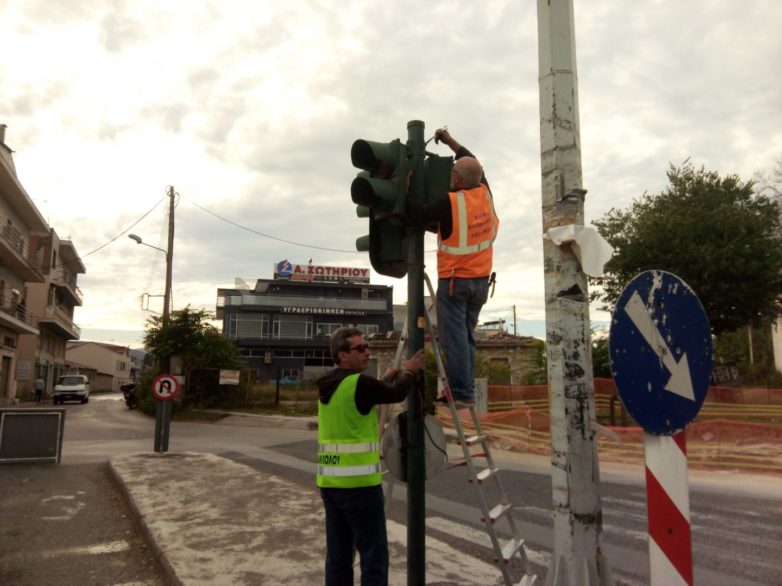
left=217, top=261, right=393, bottom=382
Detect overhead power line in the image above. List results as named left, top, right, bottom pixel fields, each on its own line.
left=185, top=196, right=358, bottom=254
left=1, top=195, right=166, bottom=273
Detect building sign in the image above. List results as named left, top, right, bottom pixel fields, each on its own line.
left=274, top=260, right=370, bottom=284
left=282, top=306, right=367, bottom=317
left=219, top=370, right=241, bottom=385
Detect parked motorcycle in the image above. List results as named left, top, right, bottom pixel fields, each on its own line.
left=120, top=382, right=139, bottom=410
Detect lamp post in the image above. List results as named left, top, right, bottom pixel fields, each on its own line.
left=128, top=186, right=176, bottom=453
left=128, top=233, right=171, bottom=319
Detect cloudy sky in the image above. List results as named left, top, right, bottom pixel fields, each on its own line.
left=2, top=0, right=780, bottom=347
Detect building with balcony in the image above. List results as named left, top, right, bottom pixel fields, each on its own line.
left=16, top=230, right=85, bottom=399
left=0, top=124, right=48, bottom=404
left=217, top=262, right=393, bottom=382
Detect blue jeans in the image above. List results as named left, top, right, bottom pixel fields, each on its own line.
left=320, top=485, right=388, bottom=586
left=437, top=277, right=490, bottom=401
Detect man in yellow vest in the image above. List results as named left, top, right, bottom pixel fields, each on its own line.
left=407, top=128, right=499, bottom=406
left=317, top=326, right=424, bottom=585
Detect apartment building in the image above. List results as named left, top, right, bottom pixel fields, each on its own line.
left=0, top=124, right=48, bottom=404
left=16, top=230, right=85, bottom=398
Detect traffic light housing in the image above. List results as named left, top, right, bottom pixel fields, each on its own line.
left=351, top=138, right=410, bottom=278
left=423, top=154, right=453, bottom=203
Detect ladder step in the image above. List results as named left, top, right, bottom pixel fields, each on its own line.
left=473, top=467, right=499, bottom=483
left=482, top=502, right=512, bottom=524
left=463, top=434, right=486, bottom=446
left=497, top=537, right=526, bottom=563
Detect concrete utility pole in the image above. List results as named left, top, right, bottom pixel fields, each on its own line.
left=536, top=1, right=614, bottom=585
left=154, top=185, right=176, bottom=453
left=163, top=185, right=175, bottom=320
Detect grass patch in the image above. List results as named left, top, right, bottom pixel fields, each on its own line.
left=172, top=410, right=231, bottom=422
left=228, top=401, right=318, bottom=417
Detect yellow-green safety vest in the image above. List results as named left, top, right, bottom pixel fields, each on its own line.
left=316, top=373, right=382, bottom=488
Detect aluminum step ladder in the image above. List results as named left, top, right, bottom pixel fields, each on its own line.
left=423, top=272, right=536, bottom=586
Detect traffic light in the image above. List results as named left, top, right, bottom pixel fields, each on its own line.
left=423, top=154, right=453, bottom=203
left=351, top=138, right=411, bottom=278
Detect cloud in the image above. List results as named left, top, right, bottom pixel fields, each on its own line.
left=1, top=0, right=780, bottom=341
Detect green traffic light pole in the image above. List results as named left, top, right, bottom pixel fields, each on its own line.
left=405, top=119, right=426, bottom=586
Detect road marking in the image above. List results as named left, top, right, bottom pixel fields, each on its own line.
left=386, top=519, right=504, bottom=584
left=420, top=515, right=646, bottom=586
left=41, top=539, right=130, bottom=558
left=40, top=495, right=86, bottom=521
left=426, top=515, right=551, bottom=568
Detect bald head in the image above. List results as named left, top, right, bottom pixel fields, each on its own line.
left=451, top=156, right=483, bottom=189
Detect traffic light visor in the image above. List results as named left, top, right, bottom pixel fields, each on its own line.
left=351, top=139, right=398, bottom=177
left=351, top=173, right=397, bottom=211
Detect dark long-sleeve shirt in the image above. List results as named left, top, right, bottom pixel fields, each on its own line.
left=317, top=368, right=417, bottom=415
left=406, top=146, right=489, bottom=239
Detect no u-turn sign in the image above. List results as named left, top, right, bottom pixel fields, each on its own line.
left=152, top=374, right=180, bottom=401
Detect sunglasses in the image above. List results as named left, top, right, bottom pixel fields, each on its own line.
left=347, top=344, right=370, bottom=353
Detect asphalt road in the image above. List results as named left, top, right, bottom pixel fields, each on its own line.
left=0, top=394, right=168, bottom=586
left=2, top=393, right=780, bottom=585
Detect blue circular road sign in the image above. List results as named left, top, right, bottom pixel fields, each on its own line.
left=609, top=270, right=713, bottom=435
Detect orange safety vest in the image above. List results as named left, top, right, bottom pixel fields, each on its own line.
left=437, top=184, right=499, bottom=279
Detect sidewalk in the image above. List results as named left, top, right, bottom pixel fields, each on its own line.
left=109, top=413, right=506, bottom=586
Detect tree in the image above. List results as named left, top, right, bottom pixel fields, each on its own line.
left=140, top=307, right=243, bottom=412
left=591, top=336, right=611, bottom=379
left=144, top=306, right=242, bottom=371
left=592, top=160, right=782, bottom=334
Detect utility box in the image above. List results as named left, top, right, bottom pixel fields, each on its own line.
left=0, top=408, right=66, bottom=464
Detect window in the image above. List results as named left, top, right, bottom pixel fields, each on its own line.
left=356, top=324, right=379, bottom=336
left=273, top=314, right=310, bottom=340
left=316, top=322, right=342, bottom=337
left=225, top=313, right=270, bottom=339
left=305, top=349, right=331, bottom=367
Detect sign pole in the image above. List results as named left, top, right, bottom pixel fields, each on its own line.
left=152, top=373, right=180, bottom=453
left=154, top=401, right=164, bottom=452
left=609, top=270, right=712, bottom=585
left=645, top=431, right=693, bottom=586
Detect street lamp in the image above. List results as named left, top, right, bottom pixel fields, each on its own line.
left=128, top=187, right=177, bottom=454
left=128, top=233, right=172, bottom=319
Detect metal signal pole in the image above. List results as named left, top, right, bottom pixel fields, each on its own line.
left=537, top=1, right=614, bottom=584
left=405, top=120, right=426, bottom=586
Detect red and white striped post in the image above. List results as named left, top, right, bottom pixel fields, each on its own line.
left=644, top=430, right=693, bottom=586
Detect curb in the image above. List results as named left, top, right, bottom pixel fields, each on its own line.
left=108, top=457, right=183, bottom=586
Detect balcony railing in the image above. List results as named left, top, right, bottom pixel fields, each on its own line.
left=0, top=292, right=39, bottom=330
left=40, top=304, right=81, bottom=339
left=0, top=217, right=45, bottom=280
left=51, top=266, right=84, bottom=305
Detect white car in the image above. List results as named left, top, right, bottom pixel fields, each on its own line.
left=52, top=374, right=91, bottom=404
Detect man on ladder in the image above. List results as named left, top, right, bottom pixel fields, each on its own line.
left=407, top=128, right=499, bottom=406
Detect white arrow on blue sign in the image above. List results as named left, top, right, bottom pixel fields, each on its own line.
left=609, top=270, right=713, bottom=436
